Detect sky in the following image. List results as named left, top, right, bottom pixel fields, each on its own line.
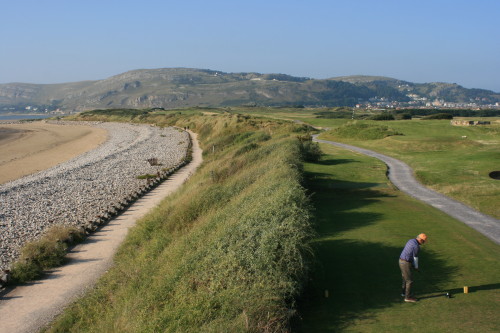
left=1, top=0, right=499, bottom=92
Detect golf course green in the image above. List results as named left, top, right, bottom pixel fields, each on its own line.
left=295, top=143, right=500, bottom=332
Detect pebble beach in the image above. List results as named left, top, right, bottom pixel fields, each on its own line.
left=0, top=121, right=190, bottom=270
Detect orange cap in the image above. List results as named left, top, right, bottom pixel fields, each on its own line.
left=417, top=233, right=427, bottom=242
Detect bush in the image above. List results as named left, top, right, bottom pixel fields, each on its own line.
left=369, top=112, right=395, bottom=120
left=396, top=113, right=412, bottom=120
left=9, top=226, right=85, bottom=284
left=136, top=174, right=158, bottom=179
left=329, top=122, right=403, bottom=140
left=10, top=260, right=42, bottom=282
left=422, top=113, right=453, bottom=120
left=300, top=140, right=322, bottom=162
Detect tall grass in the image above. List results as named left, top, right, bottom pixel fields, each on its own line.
left=46, top=112, right=315, bottom=332
left=10, top=226, right=85, bottom=283
left=328, top=121, right=403, bottom=140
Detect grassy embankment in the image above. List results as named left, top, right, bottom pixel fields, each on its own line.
left=296, top=143, right=500, bottom=332
left=45, top=110, right=316, bottom=332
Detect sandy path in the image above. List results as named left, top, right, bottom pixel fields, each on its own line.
left=0, top=131, right=203, bottom=333
left=0, top=122, right=107, bottom=185
left=314, top=136, right=500, bottom=245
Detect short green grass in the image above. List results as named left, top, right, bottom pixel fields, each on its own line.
left=316, top=119, right=500, bottom=219
left=295, top=144, right=500, bottom=332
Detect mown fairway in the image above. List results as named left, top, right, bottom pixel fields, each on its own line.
left=295, top=144, right=500, bottom=332
left=313, top=117, right=500, bottom=219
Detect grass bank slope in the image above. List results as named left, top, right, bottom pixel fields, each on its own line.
left=46, top=111, right=315, bottom=332
left=296, top=144, right=500, bottom=332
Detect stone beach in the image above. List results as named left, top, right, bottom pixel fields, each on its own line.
left=0, top=121, right=190, bottom=270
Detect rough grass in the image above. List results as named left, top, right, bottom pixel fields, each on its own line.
left=45, top=112, right=315, bottom=332
left=10, top=226, right=85, bottom=283
left=327, top=121, right=403, bottom=140
left=296, top=144, right=500, bottom=332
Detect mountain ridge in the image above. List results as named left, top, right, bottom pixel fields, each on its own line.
left=1, top=68, right=498, bottom=111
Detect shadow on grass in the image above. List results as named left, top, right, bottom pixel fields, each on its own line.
left=439, top=283, right=500, bottom=295
left=416, top=283, right=500, bottom=301
left=317, top=158, right=359, bottom=166
left=305, top=170, right=386, bottom=191
left=295, top=159, right=459, bottom=332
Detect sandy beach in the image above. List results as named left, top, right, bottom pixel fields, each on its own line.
left=0, top=121, right=107, bottom=185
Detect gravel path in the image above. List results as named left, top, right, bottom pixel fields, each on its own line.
left=314, top=136, right=500, bottom=245
left=0, top=121, right=190, bottom=270
left=0, top=130, right=202, bottom=333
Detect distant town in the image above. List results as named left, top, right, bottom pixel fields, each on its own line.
left=356, top=84, right=500, bottom=110
left=1, top=106, right=71, bottom=115
left=2, top=100, right=500, bottom=115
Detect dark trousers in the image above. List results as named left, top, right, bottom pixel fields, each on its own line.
left=399, top=259, right=413, bottom=298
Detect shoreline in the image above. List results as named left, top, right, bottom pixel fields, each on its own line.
left=0, top=131, right=202, bottom=333
left=0, top=121, right=190, bottom=271
left=0, top=121, right=108, bottom=185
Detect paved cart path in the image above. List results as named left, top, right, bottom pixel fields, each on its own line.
left=0, top=132, right=203, bottom=333
left=314, top=136, right=500, bottom=245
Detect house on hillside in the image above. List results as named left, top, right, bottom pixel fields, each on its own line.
left=451, top=120, right=491, bottom=126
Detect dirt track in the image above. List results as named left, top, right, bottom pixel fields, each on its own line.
left=0, top=131, right=202, bottom=333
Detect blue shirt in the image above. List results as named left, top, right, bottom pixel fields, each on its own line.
left=400, top=238, right=420, bottom=263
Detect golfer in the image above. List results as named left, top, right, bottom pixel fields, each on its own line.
left=399, top=233, right=427, bottom=302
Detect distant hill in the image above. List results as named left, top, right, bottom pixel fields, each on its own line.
left=1, top=68, right=499, bottom=112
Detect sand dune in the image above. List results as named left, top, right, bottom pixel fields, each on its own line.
left=0, top=121, right=107, bottom=184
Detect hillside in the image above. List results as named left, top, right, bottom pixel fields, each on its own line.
left=1, top=68, right=499, bottom=112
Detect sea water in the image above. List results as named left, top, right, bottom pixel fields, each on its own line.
left=0, top=114, right=53, bottom=121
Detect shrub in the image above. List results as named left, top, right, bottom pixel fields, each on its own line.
left=136, top=174, right=158, bottom=179
left=234, top=142, right=259, bottom=156
left=422, top=113, right=453, bottom=120
left=300, top=140, right=322, bottom=162
left=396, top=113, right=412, bottom=120
left=9, top=226, right=85, bottom=284
left=329, top=122, right=403, bottom=140
left=10, top=260, right=42, bottom=282
left=369, top=112, right=395, bottom=120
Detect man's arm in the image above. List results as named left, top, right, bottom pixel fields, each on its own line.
left=412, top=240, right=420, bottom=270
